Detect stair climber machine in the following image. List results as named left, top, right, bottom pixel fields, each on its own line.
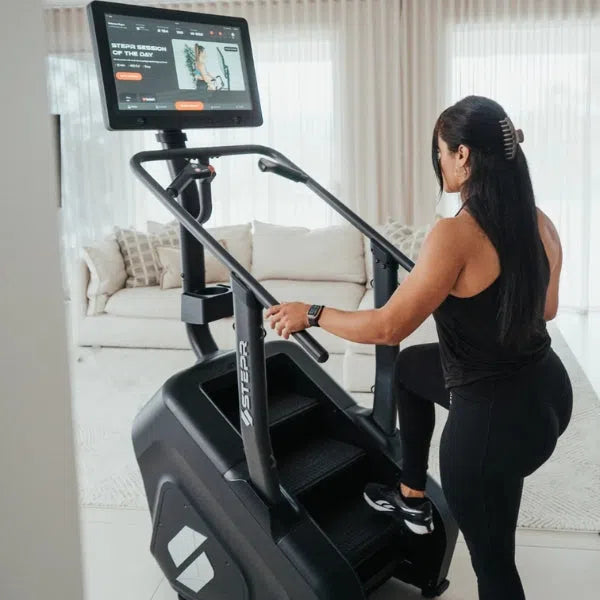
left=88, top=2, right=458, bottom=598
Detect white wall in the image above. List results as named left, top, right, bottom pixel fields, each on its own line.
left=0, top=1, right=84, bottom=599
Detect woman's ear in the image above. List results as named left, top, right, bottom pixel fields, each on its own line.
left=457, top=144, right=470, bottom=167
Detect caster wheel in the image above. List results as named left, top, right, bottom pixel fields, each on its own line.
left=421, top=578, right=450, bottom=598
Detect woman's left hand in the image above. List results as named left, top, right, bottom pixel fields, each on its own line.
left=265, top=302, right=311, bottom=339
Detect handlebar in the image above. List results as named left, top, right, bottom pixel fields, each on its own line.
left=130, top=147, right=329, bottom=363
left=258, top=158, right=308, bottom=183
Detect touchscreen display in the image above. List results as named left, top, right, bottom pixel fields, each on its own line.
left=104, top=11, right=253, bottom=112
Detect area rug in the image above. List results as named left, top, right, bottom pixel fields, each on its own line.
left=71, top=323, right=600, bottom=532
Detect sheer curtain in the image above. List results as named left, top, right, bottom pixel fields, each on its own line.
left=45, top=0, right=402, bottom=294
left=400, top=0, right=600, bottom=312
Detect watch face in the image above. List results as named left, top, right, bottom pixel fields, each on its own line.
left=309, top=305, right=319, bottom=316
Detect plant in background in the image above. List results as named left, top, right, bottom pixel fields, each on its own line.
left=183, top=44, right=196, bottom=84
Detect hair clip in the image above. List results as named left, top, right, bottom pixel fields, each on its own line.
left=499, top=116, right=524, bottom=160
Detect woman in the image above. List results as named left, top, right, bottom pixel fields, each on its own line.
left=265, top=96, right=573, bottom=600
left=193, top=44, right=216, bottom=91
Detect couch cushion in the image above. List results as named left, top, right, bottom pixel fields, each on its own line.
left=251, top=220, right=365, bottom=284
left=260, top=279, right=366, bottom=354
left=104, top=278, right=364, bottom=355
left=105, top=286, right=185, bottom=319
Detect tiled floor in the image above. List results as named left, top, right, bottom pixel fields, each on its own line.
left=78, top=312, right=600, bottom=599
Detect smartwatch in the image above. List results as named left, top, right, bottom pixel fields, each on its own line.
left=307, top=304, right=325, bottom=327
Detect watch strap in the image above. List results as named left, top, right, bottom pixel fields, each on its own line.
left=308, top=304, right=324, bottom=327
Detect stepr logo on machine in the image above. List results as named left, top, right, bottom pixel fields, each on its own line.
left=239, top=340, right=253, bottom=427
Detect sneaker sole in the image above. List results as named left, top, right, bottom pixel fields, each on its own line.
left=405, top=520, right=435, bottom=535
left=363, top=491, right=395, bottom=512
left=363, top=492, right=435, bottom=535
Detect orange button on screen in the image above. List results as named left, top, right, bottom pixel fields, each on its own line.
left=116, top=72, right=143, bottom=81
left=175, top=101, right=205, bottom=111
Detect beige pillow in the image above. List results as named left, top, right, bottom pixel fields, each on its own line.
left=148, top=221, right=253, bottom=272
left=113, top=223, right=187, bottom=287
left=147, top=220, right=174, bottom=234
left=82, top=237, right=127, bottom=315
left=251, top=219, right=365, bottom=283
left=114, top=226, right=161, bottom=287
left=155, top=238, right=229, bottom=289
left=154, top=246, right=181, bottom=290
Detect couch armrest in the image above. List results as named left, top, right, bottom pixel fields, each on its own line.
left=72, top=257, right=90, bottom=319
left=68, top=257, right=90, bottom=347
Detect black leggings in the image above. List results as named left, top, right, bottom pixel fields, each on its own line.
left=394, top=343, right=573, bottom=600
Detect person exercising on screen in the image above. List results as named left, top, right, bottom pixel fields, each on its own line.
left=193, top=44, right=217, bottom=91
left=265, top=96, right=573, bottom=600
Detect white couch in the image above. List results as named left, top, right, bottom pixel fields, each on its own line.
left=72, top=219, right=438, bottom=396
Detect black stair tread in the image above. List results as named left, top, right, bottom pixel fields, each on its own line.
left=278, top=437, right=365, bottom=495
left=268, top=391, right=319, bottom=426
left=316, top=495, right=404, bottom=567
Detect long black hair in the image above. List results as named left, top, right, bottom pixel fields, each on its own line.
left=432, top=95, right=549, bottom=349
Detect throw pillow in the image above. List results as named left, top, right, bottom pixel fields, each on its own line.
left=154, top=246, right=181, bottom=290
left=363, top=215, right=443, bottom=289
left=114, top=226, right=160, bottom=287
left=82, top=237, right=127, bottom=315
left=148, top=221, right=253, bottom=273
left=382, top=218, right=433, bottom=284
left=251, top=219, right=365, bottom=284
left=155, top=238, right=229, bottom=289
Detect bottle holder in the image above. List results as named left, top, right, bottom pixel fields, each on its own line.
left=181, top=284, right=234, bottom=324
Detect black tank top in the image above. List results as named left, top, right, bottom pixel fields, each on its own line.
left=432, top=275, right=551, bottom=389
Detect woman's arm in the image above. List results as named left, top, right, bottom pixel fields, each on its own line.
left=318, top=219, right=465, bottom=345
left=198, top=62, right=213, bottom=83
left=313, top=306, right=388, bottom=345
left=536, top=208, right=562, bottom=321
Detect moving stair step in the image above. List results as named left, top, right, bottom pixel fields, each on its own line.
left=268, top=391, right=319, bottom=426
left=316, top=495, right=403, bottom=568
left=277, top=437, right=365, bottom=495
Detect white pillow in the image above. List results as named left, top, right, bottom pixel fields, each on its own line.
left=155, top=238, right=229, bottom=289
left=251, top=219, right=365, bottom=283
left=155, top=246, right=182, bottom=290
left=148, top=221, right=252, bottom=273
left=82, top=237, right=127, bottom=315
left=147, top=220, right=173, bottom=234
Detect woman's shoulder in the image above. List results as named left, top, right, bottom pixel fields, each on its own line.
left=445, top=208, right=489, bottom=247
left=536, top=207, right=559, bottom=241
left=424, top=215, right=472, bottom=261
left=536, top=207, right=562, bottom=271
